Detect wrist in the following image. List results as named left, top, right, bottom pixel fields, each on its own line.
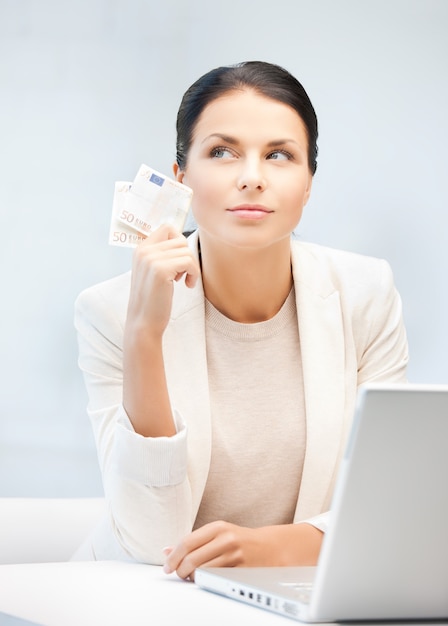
left=258, top=523, right=323, bottom=567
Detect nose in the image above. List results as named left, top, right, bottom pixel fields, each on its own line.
left=236, top=158, right=266, bottom=191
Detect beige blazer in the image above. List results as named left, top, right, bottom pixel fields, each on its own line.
left=74, top=232, right=408, bottom=563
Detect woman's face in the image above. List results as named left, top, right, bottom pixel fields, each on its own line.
left=174, top=89, right=313, bottom=250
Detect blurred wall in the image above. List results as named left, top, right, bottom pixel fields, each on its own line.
left=1, top=0, right=447, bottom=496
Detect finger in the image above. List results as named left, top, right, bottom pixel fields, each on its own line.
left=184, top=267, right=200, bottom=288
left=133, top=246, right=200, bottom=288
left=165, top=524, right=219, bottom=570
left=151, top=255, right=200, bottom=288
left=148, top=223, right=185, bottom=244
left=166, top=523, right=242, bottom=580
left=132, top=233, right=200, bottom=288
left=184, top=553, right=237, bottom=583
left=136, top=233, right=187, bottom=255
left=163, top=529, right=211, bottom=576
left=173, top=536, right=244, bottom=581
left=174, top=265, right=200, bottom=288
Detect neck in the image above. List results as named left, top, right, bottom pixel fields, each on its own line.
left=199, top=234, right=293, bottom=323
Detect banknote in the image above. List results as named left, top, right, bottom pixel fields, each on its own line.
left=108, top=181, right=146, bottom=248
left=109, top=165, right=193, bottom=248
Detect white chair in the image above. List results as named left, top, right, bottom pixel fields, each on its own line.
left=0, top=497, right=105, bottom=564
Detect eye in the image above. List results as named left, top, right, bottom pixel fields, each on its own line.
left=266, top=149, right=293, bottom=161
left=210, top=146, right=235, bottom=159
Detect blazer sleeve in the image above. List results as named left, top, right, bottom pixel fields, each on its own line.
left=355, top=258, right=408, bottom=384
left=74, top=278, right=194, bottom=564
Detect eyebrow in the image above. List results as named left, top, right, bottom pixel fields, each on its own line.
left=201, top=133, right=238, bottom=146
left=201, top=133, right=301, bottom=148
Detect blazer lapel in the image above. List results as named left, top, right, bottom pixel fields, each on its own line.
left=161, top=232, right=212, bottom=521
left=291, top=242, right=346, bottom=520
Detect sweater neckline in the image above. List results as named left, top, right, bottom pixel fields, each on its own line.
left=205, top=286, right=296, bottom=341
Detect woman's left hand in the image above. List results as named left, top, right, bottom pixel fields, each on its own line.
left=163, top=520, right=323, bottom=581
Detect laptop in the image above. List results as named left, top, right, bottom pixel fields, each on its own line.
left=195, top=383, right=448, bottom=622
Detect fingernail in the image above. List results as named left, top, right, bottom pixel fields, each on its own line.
left=162, top=546, right=173, bottom=556
left=163, top=563, right=173, bottom=575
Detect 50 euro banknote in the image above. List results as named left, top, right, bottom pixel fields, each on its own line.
left=108, top=164, right=193, bottom=248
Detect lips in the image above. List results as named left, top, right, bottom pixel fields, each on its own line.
left=227, top=204, right=273, bottom=220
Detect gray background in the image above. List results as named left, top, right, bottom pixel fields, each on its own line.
left=1, top=0, right=447, bottom=497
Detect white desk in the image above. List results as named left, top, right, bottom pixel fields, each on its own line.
left=0, top=561, right=446, bottom=626
left=0, top=561, right=299, bottom=626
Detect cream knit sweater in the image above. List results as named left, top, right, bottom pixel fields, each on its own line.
left=194, top=288, right=306, bottom=530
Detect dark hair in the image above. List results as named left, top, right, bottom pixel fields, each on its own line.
left=176, top=61, right=318, bottom=175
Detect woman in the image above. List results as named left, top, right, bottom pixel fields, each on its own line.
left=74, top=61, right=408, bottom=579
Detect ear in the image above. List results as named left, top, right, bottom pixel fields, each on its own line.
left=172, top=162, right=185, bottom=184
left=303, top=172, right=313, bottom=205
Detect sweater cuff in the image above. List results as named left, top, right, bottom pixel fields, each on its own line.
left=110, top=406, right=188, bottom=487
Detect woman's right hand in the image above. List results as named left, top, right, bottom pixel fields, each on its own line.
left=126, top=224, right=200, bottom=337
left=122, top=225, right=200, bottom=437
